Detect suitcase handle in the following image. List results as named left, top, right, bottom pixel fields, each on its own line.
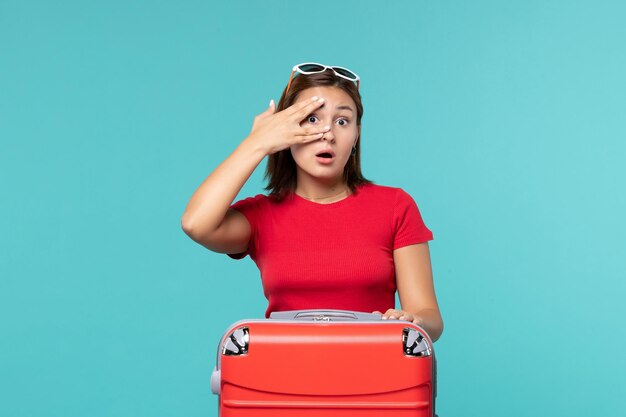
left=269, top=309, right=383, bottom=321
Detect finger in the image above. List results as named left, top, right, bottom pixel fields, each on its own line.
left=294, top=132, right=327, bottom=144
left=285, top=95, right=322, bottom=114
left=397, top=310, right=409, bottom=320
left=412, top=317, right=425, bottom=327
left=382, top=308, right=397, bottom=320
left=295, top=98, right=326, bottom=120
left=288, top=96, right=325, bottom=118
left=253, top=101, right=275, bottom=126
left=258, top=99, right=276, bottom=118
left=294, top=125, right=330, bottom=137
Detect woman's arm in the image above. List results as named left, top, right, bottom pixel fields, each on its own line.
left=181, top=137, right=266, bottom=254
left=386, top=242, right=444, bottom=342
left=181, top=97, right=330, bottom=253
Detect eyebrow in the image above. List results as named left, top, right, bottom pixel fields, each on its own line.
left=335, top=105, right=355, bottom=113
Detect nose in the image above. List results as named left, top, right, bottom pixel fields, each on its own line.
left=321, top=126, right=335, bottom=142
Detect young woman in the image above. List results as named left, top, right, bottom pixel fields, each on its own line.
left=182, top=63, right=443, bottom=341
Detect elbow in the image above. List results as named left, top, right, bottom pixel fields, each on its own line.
left=420, top=309, right=443, bottom=343
left=181, top=214, right=220, bottom=247
left=428, top=308, right=443, bottom=341
left=434, top=318, right=444, bottom=342
left=181, top=213, right=198, bottom=239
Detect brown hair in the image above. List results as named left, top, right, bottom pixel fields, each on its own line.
left=264, top=69, right=372, bottom=200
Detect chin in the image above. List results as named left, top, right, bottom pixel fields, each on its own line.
left=315, top=171, right=345, bottom=183
left=301, top=167, right=341, bottom=182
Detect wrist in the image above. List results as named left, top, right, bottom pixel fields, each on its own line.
left=241, top=134, right=270, bottom=159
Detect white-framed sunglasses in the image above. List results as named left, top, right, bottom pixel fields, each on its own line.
left=285, top=62, right=360, bottom=95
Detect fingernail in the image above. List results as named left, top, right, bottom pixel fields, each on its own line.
left=311, top=96, right=318, bottom=101
left=269, top=99, right=274, bottom=106
left=382, top=316, right=387, bottom=320
left=318, top=98, right=325, bottom=103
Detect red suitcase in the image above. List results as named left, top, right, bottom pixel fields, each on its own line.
left=211, top=309, right=437, bottom=417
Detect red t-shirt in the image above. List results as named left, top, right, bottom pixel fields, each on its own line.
left=229, top=184, right=433, bottom=318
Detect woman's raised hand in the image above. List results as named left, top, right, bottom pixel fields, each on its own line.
left=245, top=96, right=331, bottom=156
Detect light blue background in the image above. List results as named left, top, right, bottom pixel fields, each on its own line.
left=1, top=1, right=625, bottom=416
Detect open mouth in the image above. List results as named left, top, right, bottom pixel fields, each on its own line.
left=315, top=149, right=335, bottom=164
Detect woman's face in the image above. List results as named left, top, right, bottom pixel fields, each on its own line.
left=290, top=86, right=360, bottom=184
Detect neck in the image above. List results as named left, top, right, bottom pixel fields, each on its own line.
left=295, top=175, right=350, bottom=203
left=297, top=187, right=350, bottom=203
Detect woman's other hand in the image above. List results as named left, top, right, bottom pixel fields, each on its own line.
left=373, top=309, right=425, bottom=327
left=245, top=96, right=331, bottom=156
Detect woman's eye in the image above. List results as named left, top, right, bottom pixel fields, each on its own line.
left=307, top=115, right=349, bottom=125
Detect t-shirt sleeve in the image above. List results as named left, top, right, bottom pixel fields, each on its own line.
left=227, top=194, right=263, bottom=259
left=392, top=189, right=434, bottom=250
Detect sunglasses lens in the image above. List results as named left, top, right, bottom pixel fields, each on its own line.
left=333, top=67, right=358, bottom=80
left=298, top=64, right=326, bottom=73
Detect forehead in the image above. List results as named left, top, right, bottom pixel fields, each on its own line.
left=295, top=86, right=356, bottom=110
